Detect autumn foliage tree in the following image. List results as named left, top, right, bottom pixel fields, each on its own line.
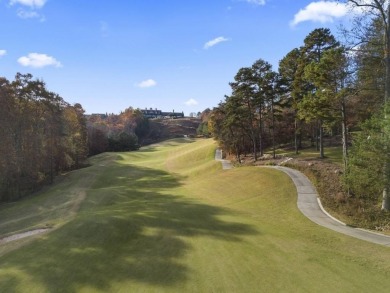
left=86, top=107, right=144, bottom=154
left=0, top=73, right=88, bottom=202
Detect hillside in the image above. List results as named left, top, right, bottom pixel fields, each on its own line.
left=141, top=118, right=201, bottom=145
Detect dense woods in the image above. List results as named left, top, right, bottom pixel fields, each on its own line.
left=0, top=73, right=88, bottom=202
left=0, top=75, right=180, bottom=202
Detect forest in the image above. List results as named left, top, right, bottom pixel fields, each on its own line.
left=0, top=74, right=154, bottom=202
left=0, top=73, right=88, bottom=201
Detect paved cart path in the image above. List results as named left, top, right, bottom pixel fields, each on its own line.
left=214, top=150, right=390, bottom=247
left=215, top=149, right=233, bottom=170
left=271, top=166, right=390, bottom=247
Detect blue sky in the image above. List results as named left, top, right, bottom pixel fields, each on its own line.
left=1, top=0, right=354, bottom=115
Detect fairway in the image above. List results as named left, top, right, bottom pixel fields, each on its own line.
left=0, top=138, right=389, bottom=292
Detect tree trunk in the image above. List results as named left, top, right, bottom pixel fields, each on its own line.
left=252, top=135, right=257, bottom=161
left=299, top=121, right=303, bottom=147
left=235, top=143, right=241, bottom=164
left=382, top=4, right=390, bottom=211
left=271, top=100, right=276, bottom=159
left=259, top=113, right=264, bottom=157
left=294, top=115, right=299, bottom=155
left=341, top=99, right=348, bottom=173
left=319, top=119, right=324, bottom=159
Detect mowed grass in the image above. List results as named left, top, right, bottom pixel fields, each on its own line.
left=0, top=138, right=389, bottom=292
left=268, top=145, right=344, bottom=165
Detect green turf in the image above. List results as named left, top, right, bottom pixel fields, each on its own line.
left=267, top=145, right=344, bottom=165
left=0, top=138, right=389, bottom=292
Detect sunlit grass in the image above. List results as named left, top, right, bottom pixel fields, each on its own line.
left=0, top=138, right=389, bottom=292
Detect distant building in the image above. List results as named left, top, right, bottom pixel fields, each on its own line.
left=141, top=108, right=162, bottom=118
left=140, top=108, right=184, bottom=119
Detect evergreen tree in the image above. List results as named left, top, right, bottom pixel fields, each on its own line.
left=279, top=48, right=303, bottom=154
left=298, top=28, right=339, bottom=158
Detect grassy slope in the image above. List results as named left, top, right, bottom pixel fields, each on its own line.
left=0, top=138, right=389, bottom=292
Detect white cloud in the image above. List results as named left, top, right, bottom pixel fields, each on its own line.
left=185, top=98, right=198, bottom=106
left=16, top=9, right=45, bottom=21
left=17, top=9, right=39, bottom=18
left=0, top=50, right=7, bottom=57
left=136, top=79, right=157, bottom=88
left=10, top=0, right=47, bottom=20
left=9, top=0, right=47, bottom=8
left=204, top=36, right=230, bottom=49
left=17, top=53, right=62, bottom=68
left=290, top=1, right=349, bottom=27
left=243, top=0, right=266, bottom=5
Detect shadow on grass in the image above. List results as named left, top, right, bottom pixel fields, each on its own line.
left=0, top=161, right=257, bottom=292
left=163, top=138, right=196, bottom=145
left=137, top=146, right=160, bottom=153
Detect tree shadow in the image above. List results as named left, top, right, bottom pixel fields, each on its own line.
left=138, top=138, right=196, bottom=153
left=0, top=162, right=258, bottom=292
left=137, top=145, right=159, bottom=153
left=163, top=138, right=196, bottom=145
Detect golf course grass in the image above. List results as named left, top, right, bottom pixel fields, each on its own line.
left=0, top=138, right=389, bottom=292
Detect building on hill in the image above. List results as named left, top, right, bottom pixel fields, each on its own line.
left=140, top=108, right=184, bottom=119
left=141, top=108, right=162, bottom=118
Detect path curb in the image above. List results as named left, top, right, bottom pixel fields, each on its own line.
left=316, top=198, right=346, bottom=226
left=213, top=151, right=390, bottom=246
left=269, top=165, right=390, bottom=247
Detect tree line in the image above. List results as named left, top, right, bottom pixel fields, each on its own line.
left=209, top=1, right=390, bottom=211
left=210, top=28, right=350, bottom=162
left=86, top=108, right=150, bottom=155
left=0, top=73, right=88, bottom=202
left=0, top=75, right=154, bottom=203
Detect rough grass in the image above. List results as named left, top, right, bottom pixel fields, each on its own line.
left=0, top=138, right=390, bottom=292
left=268, top=145, right=344, bottom=165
